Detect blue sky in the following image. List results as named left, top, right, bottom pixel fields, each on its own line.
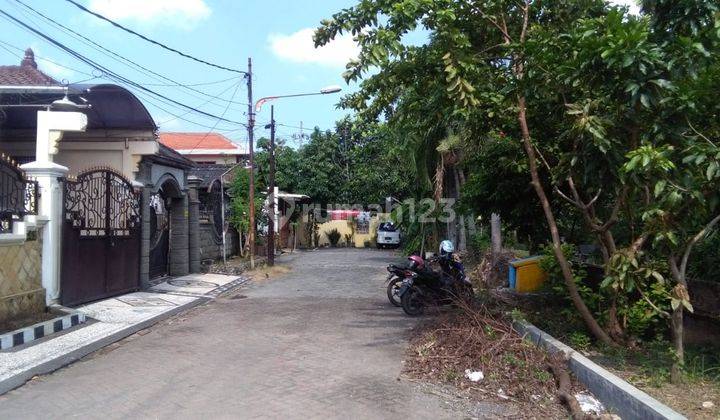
left=0, top=0, right=637, bottom=148
left=0, top=0, right=363, bottom=147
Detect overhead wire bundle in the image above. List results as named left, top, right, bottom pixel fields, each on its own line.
left=0, top=2, right=248, bottom=135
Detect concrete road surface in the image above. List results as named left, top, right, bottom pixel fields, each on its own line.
left=0, top=249, right=479, bottom=419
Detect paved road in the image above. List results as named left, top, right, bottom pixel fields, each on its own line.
left=0, top=249, right=471, bottom=419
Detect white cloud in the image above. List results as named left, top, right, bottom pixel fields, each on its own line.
left=30, top=45, right=78, bottom=82
left=269, top=28, right=359, bottom=68
left=86, top=0, right=211, bottom=28
left=608, top=0, right=640, bottom=15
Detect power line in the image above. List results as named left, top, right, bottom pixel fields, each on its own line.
left=0, top=9, right=246, bottom=126
left=9, top=0, right=248, bottom=108
left=0, top=38, right=95, bottom=77
left=132, top=88, right=244, bottom=132
left=157, top=80, right=240, bottom=126
left=143, top=76, right=241, bottom=88
left=187, top=79, right=245, bottom=153
left=63, top=0, right=246, bottom=74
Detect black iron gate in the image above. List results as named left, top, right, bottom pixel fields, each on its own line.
left=149, top=191, right=170, bottom=279
left=0, top=153, right=38, bottom=234
left=61, top=169, right=141, bottom=306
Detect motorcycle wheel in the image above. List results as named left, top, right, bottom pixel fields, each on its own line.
left=401, top=287, right=425, bottom=316
left=386, top=277, right=403, bottom=307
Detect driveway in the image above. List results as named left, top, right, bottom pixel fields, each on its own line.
left=0, top=249, right=471, bottom=419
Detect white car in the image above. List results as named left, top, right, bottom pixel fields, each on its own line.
left=376, top=222, right=401, bottom=248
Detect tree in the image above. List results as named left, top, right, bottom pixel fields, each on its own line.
left=316, top=0, right=720, bottom=360
left=316, top=0, right=615, bottom=345
left=229, top=167, right=264, bottom=256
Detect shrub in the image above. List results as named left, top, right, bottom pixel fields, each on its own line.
left=470, top=231, right=491, bottom=253
left=326, top=228, right=341, bottom=247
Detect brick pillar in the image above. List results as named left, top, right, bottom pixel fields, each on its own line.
left=187, top=176, right=202, bottom=273
left=169, top=194, right=189, bottom=276
left=139, top=187, right=151, bottom=288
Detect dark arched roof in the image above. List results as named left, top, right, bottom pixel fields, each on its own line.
left=0, top=83, right=156, bottom=131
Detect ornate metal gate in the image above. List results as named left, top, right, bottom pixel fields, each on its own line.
left=0, top=153, right=38, bottom=234
left=61, top=169, right=141, bottom=306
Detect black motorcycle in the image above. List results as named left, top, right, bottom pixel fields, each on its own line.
left=385, top=263, right=417, bottom=307
left=398, top=254, right=473, bottom=316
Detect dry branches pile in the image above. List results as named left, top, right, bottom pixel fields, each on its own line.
left=403, top=303, right=570, bottom=417
left=471, top=250, right=517, bottom=289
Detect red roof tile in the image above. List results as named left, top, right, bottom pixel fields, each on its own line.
left=158, top=132, right=246, bottom=153
left=0, top=48, right=58, bottom=86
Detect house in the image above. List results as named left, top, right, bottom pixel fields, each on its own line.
left=187, top=164, right=241, bottom=261
left=297, top=208, right=391, bottom=248
left=158, top=132, right=247, bottom=165
left=158, top=131, right=248, bottom=261
left=0, top=49, right=207, bottom=322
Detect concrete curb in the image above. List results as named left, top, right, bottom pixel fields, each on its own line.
left=513, top=320, right=686, bottom=420
left=0, top=297, right=210, bottom=396
left=0, top=308, right=86, bottom=350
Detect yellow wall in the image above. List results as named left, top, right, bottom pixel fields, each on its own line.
left=311, top=214, right=390, bottom=248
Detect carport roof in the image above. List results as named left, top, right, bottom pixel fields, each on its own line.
left=0, top=83, right=157, bottom=131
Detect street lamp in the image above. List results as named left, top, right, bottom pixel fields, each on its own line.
left=253, top=85, right=341, bottom=266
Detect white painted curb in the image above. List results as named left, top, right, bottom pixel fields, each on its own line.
left=513, top=320, right=686, bottom=420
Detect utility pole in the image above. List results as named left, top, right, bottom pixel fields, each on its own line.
left=246, top=57, right=256, bottom=269
left=267, top=105, right=276, bottom=266
left=298, top=121, right=303, bottom=147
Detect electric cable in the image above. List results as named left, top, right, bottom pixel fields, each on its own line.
left=63, top=0, right=245, bottom=74
left=0, top=8, right=246, bottom=126
left=9, top=0, right=248, bottom=109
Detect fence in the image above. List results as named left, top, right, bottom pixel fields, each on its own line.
left=0, top=154, right=38, bottom=234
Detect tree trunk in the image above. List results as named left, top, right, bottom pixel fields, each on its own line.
left=458, top=215, right=467, bottom=251
left=670, top=305, right=685, bottom=384
left=517, top=95, right=615, bottom=347
left=453, top=167, right=467, bottom=251
left=491, top=213, right=502, bottom=254
left=668, top=256, right=688, bottom=383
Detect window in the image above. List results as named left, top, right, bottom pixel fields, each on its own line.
left=378, top=222, right=397, bottom=232
left=355, top=211, right=371, bottom=234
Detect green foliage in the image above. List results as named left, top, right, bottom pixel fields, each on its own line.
left=540, top=244, right=604, bottom=320
left=459, top=136, right=548, bottom=247
left=603, top=250, right=674, bottom=336
left=391, top=198, right=439, bottom=255
left=568, top=331, right=592, bottom=351
left=687, top=231, right=720, bottom=282
left=326, top=228, right=342, bottom=247
left=229, top=167, right=264, bottom=235
left=509, top=308, right=526, bottom=322
left=469, top=231, right=491, bottom=253
left=282, top=120, right=415, bottom=205
left=315, top=0, right=720, bottom=377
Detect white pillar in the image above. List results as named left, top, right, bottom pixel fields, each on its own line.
left=20, top=162, right=68, bottom=304
left=34, top=111, right=88, bottom=163
left=20, top=110, right=87, bottom=305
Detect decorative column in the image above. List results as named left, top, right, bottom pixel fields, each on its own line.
left=139, top=186, right=152, bottom=288
left=169, top=194, right=189, bottom=276
left=20, top=110, right=87, bottom=305
left=187, top=176, right=202, bottom=273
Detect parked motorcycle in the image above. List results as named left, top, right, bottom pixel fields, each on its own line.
left=386, top=255, right=425, bottom=306
left=398, top=240, right=473, bottom=316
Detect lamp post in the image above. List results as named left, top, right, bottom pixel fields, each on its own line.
left=255, top=85, right=341, bottom=266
